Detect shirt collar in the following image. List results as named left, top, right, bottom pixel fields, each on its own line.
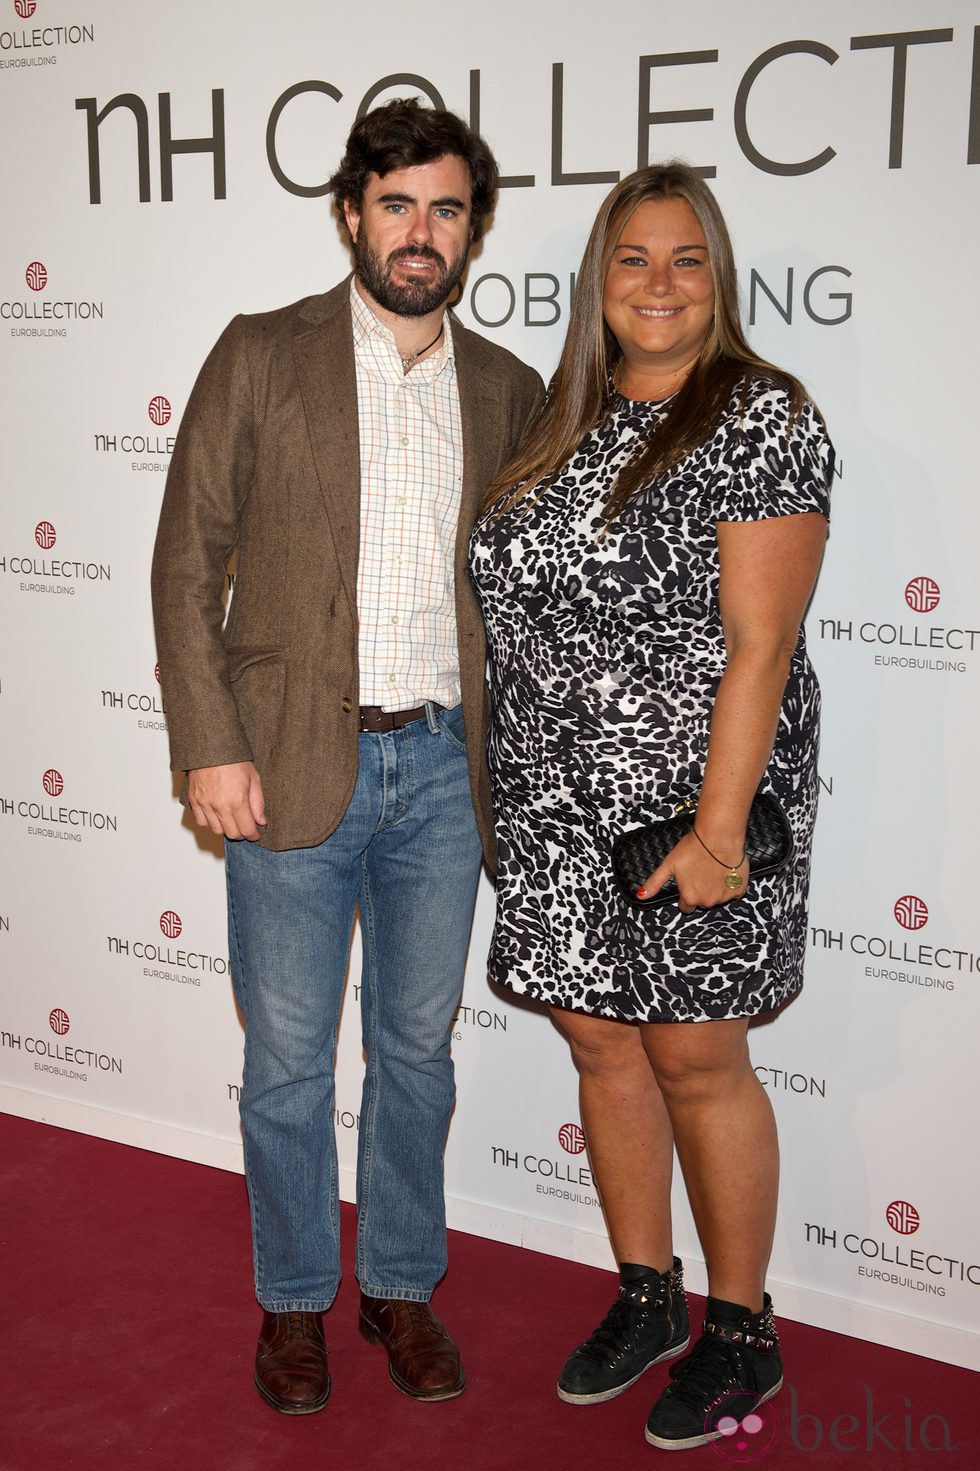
left=349, top=277, right=455, bottom=381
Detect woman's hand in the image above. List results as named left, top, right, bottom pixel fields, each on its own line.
left=637, top=831, right=749, bottom=914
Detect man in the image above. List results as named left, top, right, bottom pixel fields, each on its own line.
left=151, top=99, right=542, bottom=1415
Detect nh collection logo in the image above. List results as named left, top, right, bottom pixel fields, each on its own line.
left=818, top=577, right=975, bottom=675
left=93, top=393, right=176, bottom=473
left=905, top=577, right=941, bottom=614
left=48, top=1006, right=69, bottom=1035
left=0, top=1009, right=123, bottom=1086
left=101, top=669, right=167, bottom=731
left=449, top=1004, right=509, bottom=1040
left=0, top=770, right=118, bottom=841
left=106, top=912, right=228, bottom=987
left=491, top=1130, right=598, bottom=1208
left=1, top=8, right=95, bottom=63
left=0, top=519, right=111, bottom=595
left=72, top=31, right=980, bottom=214
left=2, top=263, right=104, bottom=335
left=804, top=1204, right=979, bottom=1296
left=558, top=1122, right=586, bottom=1155
left=894, top=895, right=929, bottom=932
left=809, top=893, right=974, bottom=997
left=886, top=1200, right=921, bottom=1236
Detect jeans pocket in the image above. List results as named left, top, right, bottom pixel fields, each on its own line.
left=436, top=704, right=467, bottom=753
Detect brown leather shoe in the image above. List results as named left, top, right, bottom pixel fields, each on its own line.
left=254, top=1310, right=330, bottom=1415
left=358, top=1293, right=465, bottom=1401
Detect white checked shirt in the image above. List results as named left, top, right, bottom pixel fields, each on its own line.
left=351, top=280, right=464, bottom=711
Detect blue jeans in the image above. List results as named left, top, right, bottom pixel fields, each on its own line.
left=226, top=702, right=483, bottom=1312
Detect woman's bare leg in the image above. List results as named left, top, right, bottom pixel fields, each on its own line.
left=552, top=1007, right=675, bottom=1269
left=642, top=1017, right=777, bottom=1311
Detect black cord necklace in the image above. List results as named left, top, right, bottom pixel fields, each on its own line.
left=400, top=323, right=445, bottom=373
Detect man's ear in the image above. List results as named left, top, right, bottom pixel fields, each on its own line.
left=343, top=199, right=360, bottom=243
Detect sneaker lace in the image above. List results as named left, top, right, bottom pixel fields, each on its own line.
left=574, top=1296, right=641, bottom=1365
left=665, top=1332, right=742, bottom=1409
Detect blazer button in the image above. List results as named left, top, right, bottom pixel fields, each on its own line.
left=341, top=697, right=353, bottom=713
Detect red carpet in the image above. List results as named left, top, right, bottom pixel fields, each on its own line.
left=1, top=1111, right=976, bottom=1470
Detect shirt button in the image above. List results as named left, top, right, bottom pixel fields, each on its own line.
left=341, top=697, right=353, bottom=713
left=401, top=436, right=410, bottom=446
left=391, top=615, right=399, bottom=624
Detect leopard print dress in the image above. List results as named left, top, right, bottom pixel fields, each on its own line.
left=468, top=379, right=833, bottom=1023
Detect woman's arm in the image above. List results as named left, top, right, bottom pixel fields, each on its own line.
left=640, top=511, right=827, bottom=912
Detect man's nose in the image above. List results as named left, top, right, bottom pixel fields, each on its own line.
left=406, top=212, right=434, bottom=246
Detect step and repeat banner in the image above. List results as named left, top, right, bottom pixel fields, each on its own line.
left=1, top=0, right=978, bottom=1369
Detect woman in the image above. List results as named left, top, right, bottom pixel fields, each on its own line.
left=468, top=163, right=832, bottom=1451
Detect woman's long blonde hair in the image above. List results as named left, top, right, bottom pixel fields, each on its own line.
left=484, top=162, right=806, bottom=523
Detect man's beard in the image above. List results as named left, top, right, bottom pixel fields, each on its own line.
left=353, top=236, right=469, bottom=317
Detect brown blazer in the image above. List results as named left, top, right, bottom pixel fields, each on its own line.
left=151, top=277, right=543, bottom=863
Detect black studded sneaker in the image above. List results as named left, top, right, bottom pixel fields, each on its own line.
left=557, top=1259, right=690, bottom=1405
left=645, top=1293, right=783, bottom=1450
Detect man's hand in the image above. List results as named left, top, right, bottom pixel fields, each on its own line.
left=187, top=761, right=267, bottom=841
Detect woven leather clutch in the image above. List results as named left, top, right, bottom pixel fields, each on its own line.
left=611, top=792, right=795, bottom=909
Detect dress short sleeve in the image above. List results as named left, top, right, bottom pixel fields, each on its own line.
left=714, top=381, right=833, bottom=523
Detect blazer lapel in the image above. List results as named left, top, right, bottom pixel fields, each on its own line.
left=454, top=323, right=503, bottom=582
left=293, top=289, right=360, bottom=619
left=292, top=292, right=508, bottom=624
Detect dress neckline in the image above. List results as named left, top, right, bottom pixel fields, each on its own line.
left=611, top=387, right=675, bottom=409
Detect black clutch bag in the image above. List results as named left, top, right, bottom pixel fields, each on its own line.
left=611, top=792, right=795, bottom=910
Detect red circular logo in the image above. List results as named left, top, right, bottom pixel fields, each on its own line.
left=148, top=395, right=172, bottom=426
left=886, top=1200, right=920, bottom=1235
left=48, top=1007, right=70, bottom=1036
left=34, top=520, right=56, bottom=549
left=558, top=1122, right=586, bottom=1155
left=894, top=895, right=928, bottom=931
left=904, top=577, right=941, bottom=614
left=160, top=910, right=183, bottom=939
left=42, top=769, right=64, bottom=797
left=15, top=1, right=38, bottom=18
left=25, top=260, right=47, bottom=292
left=154, top=661, right=161, bottom=684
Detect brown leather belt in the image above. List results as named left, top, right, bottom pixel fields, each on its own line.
left=359, top=703, right=443, bottom=733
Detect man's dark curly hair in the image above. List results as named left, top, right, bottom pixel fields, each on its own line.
left=328, top=98, right=499, bottom=242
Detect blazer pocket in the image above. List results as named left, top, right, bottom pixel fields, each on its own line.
left=227, top=646, right=286, bottom=683
left=227, top=649, right=286, bottom=773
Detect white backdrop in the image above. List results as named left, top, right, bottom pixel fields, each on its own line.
left=2, top=0, right=978, bottom=1372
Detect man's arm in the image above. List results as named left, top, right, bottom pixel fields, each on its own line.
left=151, top=315, right=261, bottom=828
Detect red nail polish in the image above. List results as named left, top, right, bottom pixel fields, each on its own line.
left=636, top=887, right=647, bottom=898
